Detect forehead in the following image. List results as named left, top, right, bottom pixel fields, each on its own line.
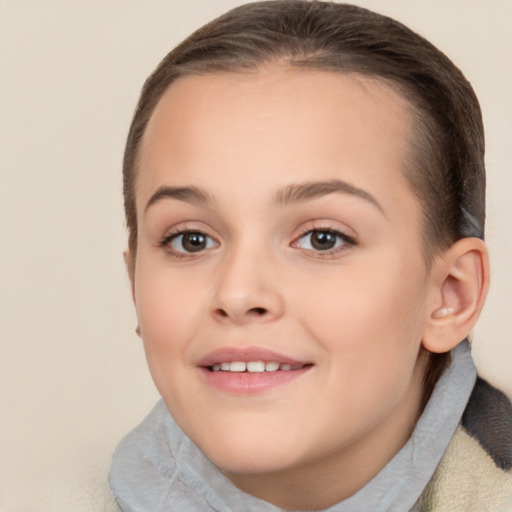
left=137, top=68, right=419, bottom=225
left=142, top=68, right=413, bottom=158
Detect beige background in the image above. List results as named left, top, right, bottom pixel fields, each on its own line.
left=0, top=0, right=510, bottom=510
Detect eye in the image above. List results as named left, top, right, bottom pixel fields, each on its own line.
left=294, top=229, right=354, bottom=253
left=164, top=231, right=218, bottom=254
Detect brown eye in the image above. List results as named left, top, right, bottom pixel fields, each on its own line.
left=310, top=231, right=338, bottom=250
left=295, top=229, right=353, bottom=252
left=169, top=231, right=217, bottom=253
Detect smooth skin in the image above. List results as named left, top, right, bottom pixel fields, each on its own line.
left=128, top=68, right=489, bottom=510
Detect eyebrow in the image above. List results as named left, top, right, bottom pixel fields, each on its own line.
left=273, top=179, right=385, bottom=215
left=144, top=179, right=385, bottom=216
left=144, top=185, right=213, bottom=213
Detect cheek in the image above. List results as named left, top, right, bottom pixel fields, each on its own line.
left=135, top=253, right=207, bottom=329
left=295, top=268, right=427, bottom=445
left=294, top=258, right=427, bottom=389
left=134, top=263, right=207, bottom=389
left=299, top=258, right=425, bottom=333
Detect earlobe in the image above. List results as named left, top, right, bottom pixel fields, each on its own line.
left=422, top=238, right=489, bottom=353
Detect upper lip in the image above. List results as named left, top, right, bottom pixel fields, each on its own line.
left=197, top=346, right=310, bottom=367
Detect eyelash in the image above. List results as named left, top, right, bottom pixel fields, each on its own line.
left=159, top=226, right=357, bottom=259
left=159, top=229, right=218, bottom=259
left=292, top=227, right=357, bottom=257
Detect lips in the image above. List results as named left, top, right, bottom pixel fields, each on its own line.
left=197, top=346, right=310, bottom=369
left=197, top=346, right=313, bottom=394
left=211, top=361, right=305, bottom=372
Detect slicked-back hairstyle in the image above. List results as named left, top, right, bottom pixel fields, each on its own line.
left=123, top=0, right=486, bottom=389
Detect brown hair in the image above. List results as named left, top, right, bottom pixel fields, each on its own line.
left=123, top=0, right=486, bottom=388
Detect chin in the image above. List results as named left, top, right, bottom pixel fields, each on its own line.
left=210, top=449, right=296, bottom=476
left=194, top=426, right=301, bottom=475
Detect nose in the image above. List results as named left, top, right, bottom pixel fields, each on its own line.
left=210, top=245, right=285, bottom=325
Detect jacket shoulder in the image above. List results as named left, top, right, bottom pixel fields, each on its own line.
left=462, top=376, right=512, bottom=470
left=414, top=377, right=512, bottom=512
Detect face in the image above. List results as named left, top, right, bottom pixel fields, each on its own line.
left=132, top=68, right=434, bottom=491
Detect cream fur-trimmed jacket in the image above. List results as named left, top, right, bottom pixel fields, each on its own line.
left=413, top=377, right=512, bottom=511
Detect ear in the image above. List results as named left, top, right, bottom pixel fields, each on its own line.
left=123, top=250, right=136, bottom=304
left=422, top=238, right=490, bottom=353
left=124, top=250, right=142, bottom=338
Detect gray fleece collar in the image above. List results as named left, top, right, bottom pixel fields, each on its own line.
left=109, top=341, right=476, bottom=512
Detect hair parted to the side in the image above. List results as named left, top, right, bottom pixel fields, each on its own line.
left=123, top=0, right=486, bottom=390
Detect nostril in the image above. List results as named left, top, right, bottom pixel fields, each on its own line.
left=249, top=307, right=267, bottom=315
left=213, top=305, right=270, bottom=321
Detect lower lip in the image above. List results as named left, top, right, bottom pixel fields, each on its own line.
left=199, top=366, right=312, bottom=395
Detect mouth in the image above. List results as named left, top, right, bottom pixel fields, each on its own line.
left=197, top=347, right=313, bottom=394
left=208, top=361, right=308, bottom=372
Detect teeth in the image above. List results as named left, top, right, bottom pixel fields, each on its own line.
left=211, top=361, right=304, bottom=372
left=265, top=361, right=280, bottom=372
left=247, top=361, right=265, bottom=372
left=230, top=361, right=247, bottom=372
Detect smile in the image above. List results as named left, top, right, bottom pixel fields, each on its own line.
left=210, top=361, right=306, bottom=372
left=198, top=347, right=313, bottom=394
